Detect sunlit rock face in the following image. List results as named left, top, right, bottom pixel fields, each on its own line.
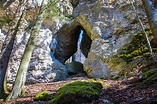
left=84, top=51, right=109, bottom=79
left=6, top=27, right=68, bottom=83
left=0, top=0, right=149, bottom=83
left=26, top=27, right=53, bottom=82
left=27, top=58, right=68, bottom=83
left=2, top=0, right=73, bottom=83
left=28, top=0, right=49, bottom=7
left=6, top=27, right=52, bottom=83
left=7, top=31, right=30, bottom=83
left=43, top=0, right=74, bottom=34
left=72, top=0, right=148, bottom=79
left=0, top=29, right=6, bottom=53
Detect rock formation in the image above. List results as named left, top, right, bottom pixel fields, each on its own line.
left=0, top=0, right=152, bottom=83
left=54, top=22, right=81, bottom=63
left=53, top=0, right=149, bottom=79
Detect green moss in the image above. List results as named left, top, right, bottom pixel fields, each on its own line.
left=34, top=91, right=52, bottom=101
left=88, top=79, right=110, bottom=89
left=136, top=69, right=157, bottom=86
left=88, top=78, right=96, bottom=82
left=141, top=69, right=157, bottom=79
left=50, top=81, right=102, bottom=104
left=104, top=28, right=156, bottom=80
left=21, top=89, right=25, bottom=97
left=117, top=28, right=155, bottom=62
left=117, top=48, right=151, bottom=62
left=104, top=57, right=130, bottom=79
left=142, top=73, right=157, bottom=85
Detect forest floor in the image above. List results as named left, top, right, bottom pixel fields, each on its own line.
left=1, top=73, right=157, bottom=104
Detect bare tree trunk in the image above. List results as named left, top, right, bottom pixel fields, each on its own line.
left=142, top=0, right=157, bottom=42
left=7, top=0, right=47, bottom=100
left=0, top=10, right=24, bottom=99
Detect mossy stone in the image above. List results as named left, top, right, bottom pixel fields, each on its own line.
left=34, top=91, right=52, bottom=101
left=142, top=73, right=157, bottom=85
left=138, top=69, right=157, bottom=85
left=117, top=28, right=154, bottom=62
left=105, top=28, right=157, bottom=79
left=141, top=69, right=157, bottom=79
left=50, top=81, right=103, bottom=104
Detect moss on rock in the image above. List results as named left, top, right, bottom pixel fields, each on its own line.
left=138, top=69, right=157, bottom=85
left=50, top=81, right=102, bottom=104
left=141, top=69, right=157, bottom=79
left=34, top=91, right=52, bottom=101
left=105, top=28, right=157, bottom=80
left=117, top=28, right=154, bottom=62
left=142, top=73, right=157, bottom=85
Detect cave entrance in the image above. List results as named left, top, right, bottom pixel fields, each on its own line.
left=51, top=23, right=92, bottom=64
left=66, top=29, right=85, bottom=64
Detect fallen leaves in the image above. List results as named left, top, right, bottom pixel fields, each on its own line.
left=1, top=74, right=157, bottom=104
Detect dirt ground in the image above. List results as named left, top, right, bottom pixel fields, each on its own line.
left=1, top=74, right=157, bottom=104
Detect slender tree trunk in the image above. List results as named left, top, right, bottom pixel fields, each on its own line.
left=7, top=0, right=47, bottom=100
left=0, top=10, right=24, bottom=99
left=142, top=0, right=157, bottom=41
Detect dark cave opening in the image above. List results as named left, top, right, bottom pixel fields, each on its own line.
left=66, top=29, right=85, bottom=63
left=66, top=28, right=92, bottom=64
left=50, top=23, right=92, bottom=64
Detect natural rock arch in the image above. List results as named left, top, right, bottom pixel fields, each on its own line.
left=53, top=22, right=92, bottom=64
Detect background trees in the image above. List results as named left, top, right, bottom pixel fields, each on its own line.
left=7, top=0, right=47, bottom=99
left=0, top=0, right=27, bottom=99
left=0, top=0, right=48, bottom=100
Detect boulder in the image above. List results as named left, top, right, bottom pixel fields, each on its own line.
left=84, top=51, right=109, bottom=79
left=27, top=59, right=68, bottom=83
left=50, top=81, right=103, bottom=104
left=72, top=0, right=149, bottom=79
left=4, top=0, right=73, bottom=83
left=65, top=61, right=84, bottom=75
left=54, top=22, right=81, bottom=63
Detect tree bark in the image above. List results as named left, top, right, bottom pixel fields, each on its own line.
left=142, top=0, right=157, bottom=42
left=7, top=0, right=47, bottom=100
left=0, top=10, right=24, bottom=99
